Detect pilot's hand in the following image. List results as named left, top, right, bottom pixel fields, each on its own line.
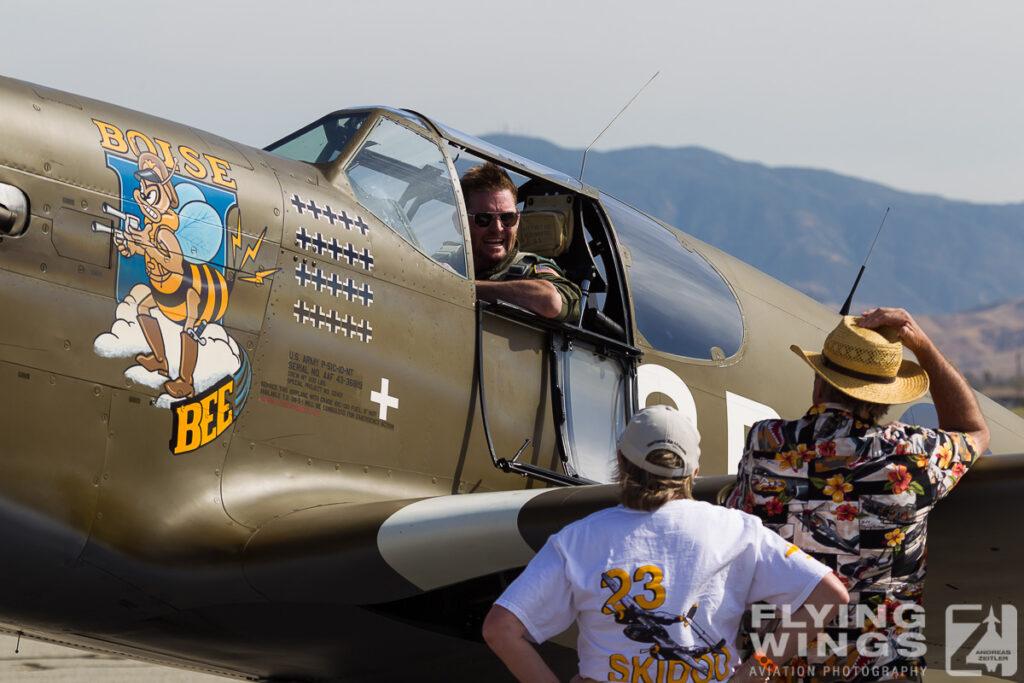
left=857, top=307, right=929, bottom=354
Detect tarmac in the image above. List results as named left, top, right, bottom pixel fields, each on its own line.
left=0, top=633, right=1006, bottom=681
left=0, top=634, right=226, bottom=682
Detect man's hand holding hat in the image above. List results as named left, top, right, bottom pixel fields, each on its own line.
left=858, top=307, right=989, bottom=454
left=857, top=307, right=931, bottom=356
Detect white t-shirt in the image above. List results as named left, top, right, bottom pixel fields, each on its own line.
left=495, top=499, right=831, bottom=682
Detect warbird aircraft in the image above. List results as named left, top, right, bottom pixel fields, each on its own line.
left=0, top=74, right=1022, bottom=682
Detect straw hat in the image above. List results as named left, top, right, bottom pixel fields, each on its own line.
left=791, top=316, right=929, bottom=405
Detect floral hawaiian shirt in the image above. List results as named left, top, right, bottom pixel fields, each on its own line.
left=727, top=403, right=979, bottom=681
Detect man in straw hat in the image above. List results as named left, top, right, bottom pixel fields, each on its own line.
left=484, top=406, right=848, bottom=683
left=728, top=307, right=989, bottom=681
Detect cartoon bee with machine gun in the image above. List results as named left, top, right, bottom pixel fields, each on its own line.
left=92, top=151, right=229, bottom=399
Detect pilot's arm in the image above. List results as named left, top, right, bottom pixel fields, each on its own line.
left=476, top=257, right=582, bottom=322
left=475, top=279, right=563, bottom=319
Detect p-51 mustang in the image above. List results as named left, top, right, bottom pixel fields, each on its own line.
left=1, top=75, right=1022, bottom=681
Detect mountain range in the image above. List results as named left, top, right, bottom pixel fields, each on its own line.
left=484, top=134, right=1024, bottom=380
left=917, top=297, right=1024, bottom=383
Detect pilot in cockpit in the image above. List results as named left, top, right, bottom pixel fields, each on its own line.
left=460, top=163, right=581, bottom=322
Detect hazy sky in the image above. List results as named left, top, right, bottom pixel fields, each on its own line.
left=5, top=0, right=1024, bottom=203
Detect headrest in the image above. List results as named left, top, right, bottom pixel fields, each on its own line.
left=517, top=194, right=574, bottom=258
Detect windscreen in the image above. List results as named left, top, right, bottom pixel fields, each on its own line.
left=344, top=118, right=466, bottom=276
left=601, top=194, right=743, bottom=359
left=264, top=113, right=369, bottom=164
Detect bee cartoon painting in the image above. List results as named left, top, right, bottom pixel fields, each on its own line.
left=91, top=122, right=254, bottom=454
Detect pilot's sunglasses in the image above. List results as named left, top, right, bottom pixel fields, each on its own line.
left=469, top=211, right=519, bottom=228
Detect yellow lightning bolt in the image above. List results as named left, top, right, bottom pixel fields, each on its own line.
left=230, top=215, right=274, bottom=282
left=240, top=227, right=268, bottom=269
left=230, top=211, right=243, bottom=259
left=240, top=268, right=280, bottom=285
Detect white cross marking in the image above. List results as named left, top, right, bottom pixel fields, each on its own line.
left=370, top=377, right=399, bottom=420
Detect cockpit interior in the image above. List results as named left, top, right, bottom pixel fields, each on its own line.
left=265, top=108, right=745, bottom=485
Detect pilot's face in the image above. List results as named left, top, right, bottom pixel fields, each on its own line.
left=466, top=189, right=518, bottom=271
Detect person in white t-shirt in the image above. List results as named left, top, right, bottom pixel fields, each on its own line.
left=482, top=405, right=849, bottom=683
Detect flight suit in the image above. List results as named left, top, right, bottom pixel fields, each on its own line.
left=477, top=247, right=582, bottom=323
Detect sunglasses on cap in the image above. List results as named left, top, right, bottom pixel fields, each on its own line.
left=468, top=211, right=519, bottom=228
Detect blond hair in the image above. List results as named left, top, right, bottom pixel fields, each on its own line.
left=616, top=450, right=694, bottom=512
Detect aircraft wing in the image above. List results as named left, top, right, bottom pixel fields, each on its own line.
left=243, top=484, right=619, bottom=602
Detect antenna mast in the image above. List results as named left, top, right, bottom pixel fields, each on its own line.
left=579, top=71, right=660, bottom=182
left=839, top=207, right=890, bottom=316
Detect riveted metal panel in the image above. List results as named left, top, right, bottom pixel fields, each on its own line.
left=89, top=388, right=248, bottom=564
left=52, top=207, right=112, bottom=268
left=0, top=361, right=107, bottom=540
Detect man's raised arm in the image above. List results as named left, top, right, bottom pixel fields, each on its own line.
left=859, top=307, right=989, bottom=453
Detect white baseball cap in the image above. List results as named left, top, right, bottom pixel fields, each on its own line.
left=617, top=406, right=701, bottom=478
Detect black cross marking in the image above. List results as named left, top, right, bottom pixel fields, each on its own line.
left=357, top=282, right=374, bottom=306
left=304, top=303, right=326, bottom=331
left=355, top=318, right=373, bottom=342
left=311, top=268, right=332, bottom=293
left=322, top=204, right=339, bottom=225
left=310, top=304, right=326, bottom=328
left=356, top=247, right=374, bottom=270
left=354, top=215, right=370, bottom=235
left=306, top=199, right=322, bottom=220
left=290, top=194, right=305, bottom=214
left=293, top=299, right=312, bottom=324
left=339, top=315, right=372, bottom=343
left=341, top=279, right=359, bottom=302
left=340, top=244, right=374, bottom=270
left=295, top=227, right=313, bottom=250
left=319, top=307, right=341, bottom=334
left=310, top=232, right=330, bottom=256
left=324, top=272, right=344, bottom=297
left=295, top=263, right=315, bottom=288
left=340, top=279, right=374, bottom=306
left=294, top=299, right=369, bottom=341
left=326, top=238, right=345, bottom=261
left=342, top=280, right=374, bottom=307
left=296, top=263, right=346, bottom=298
left=338, top=210, right=353, bottom=231
left=340, top=315, right=360, bottom=339
left=341, top=243, right=360, bottom=267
